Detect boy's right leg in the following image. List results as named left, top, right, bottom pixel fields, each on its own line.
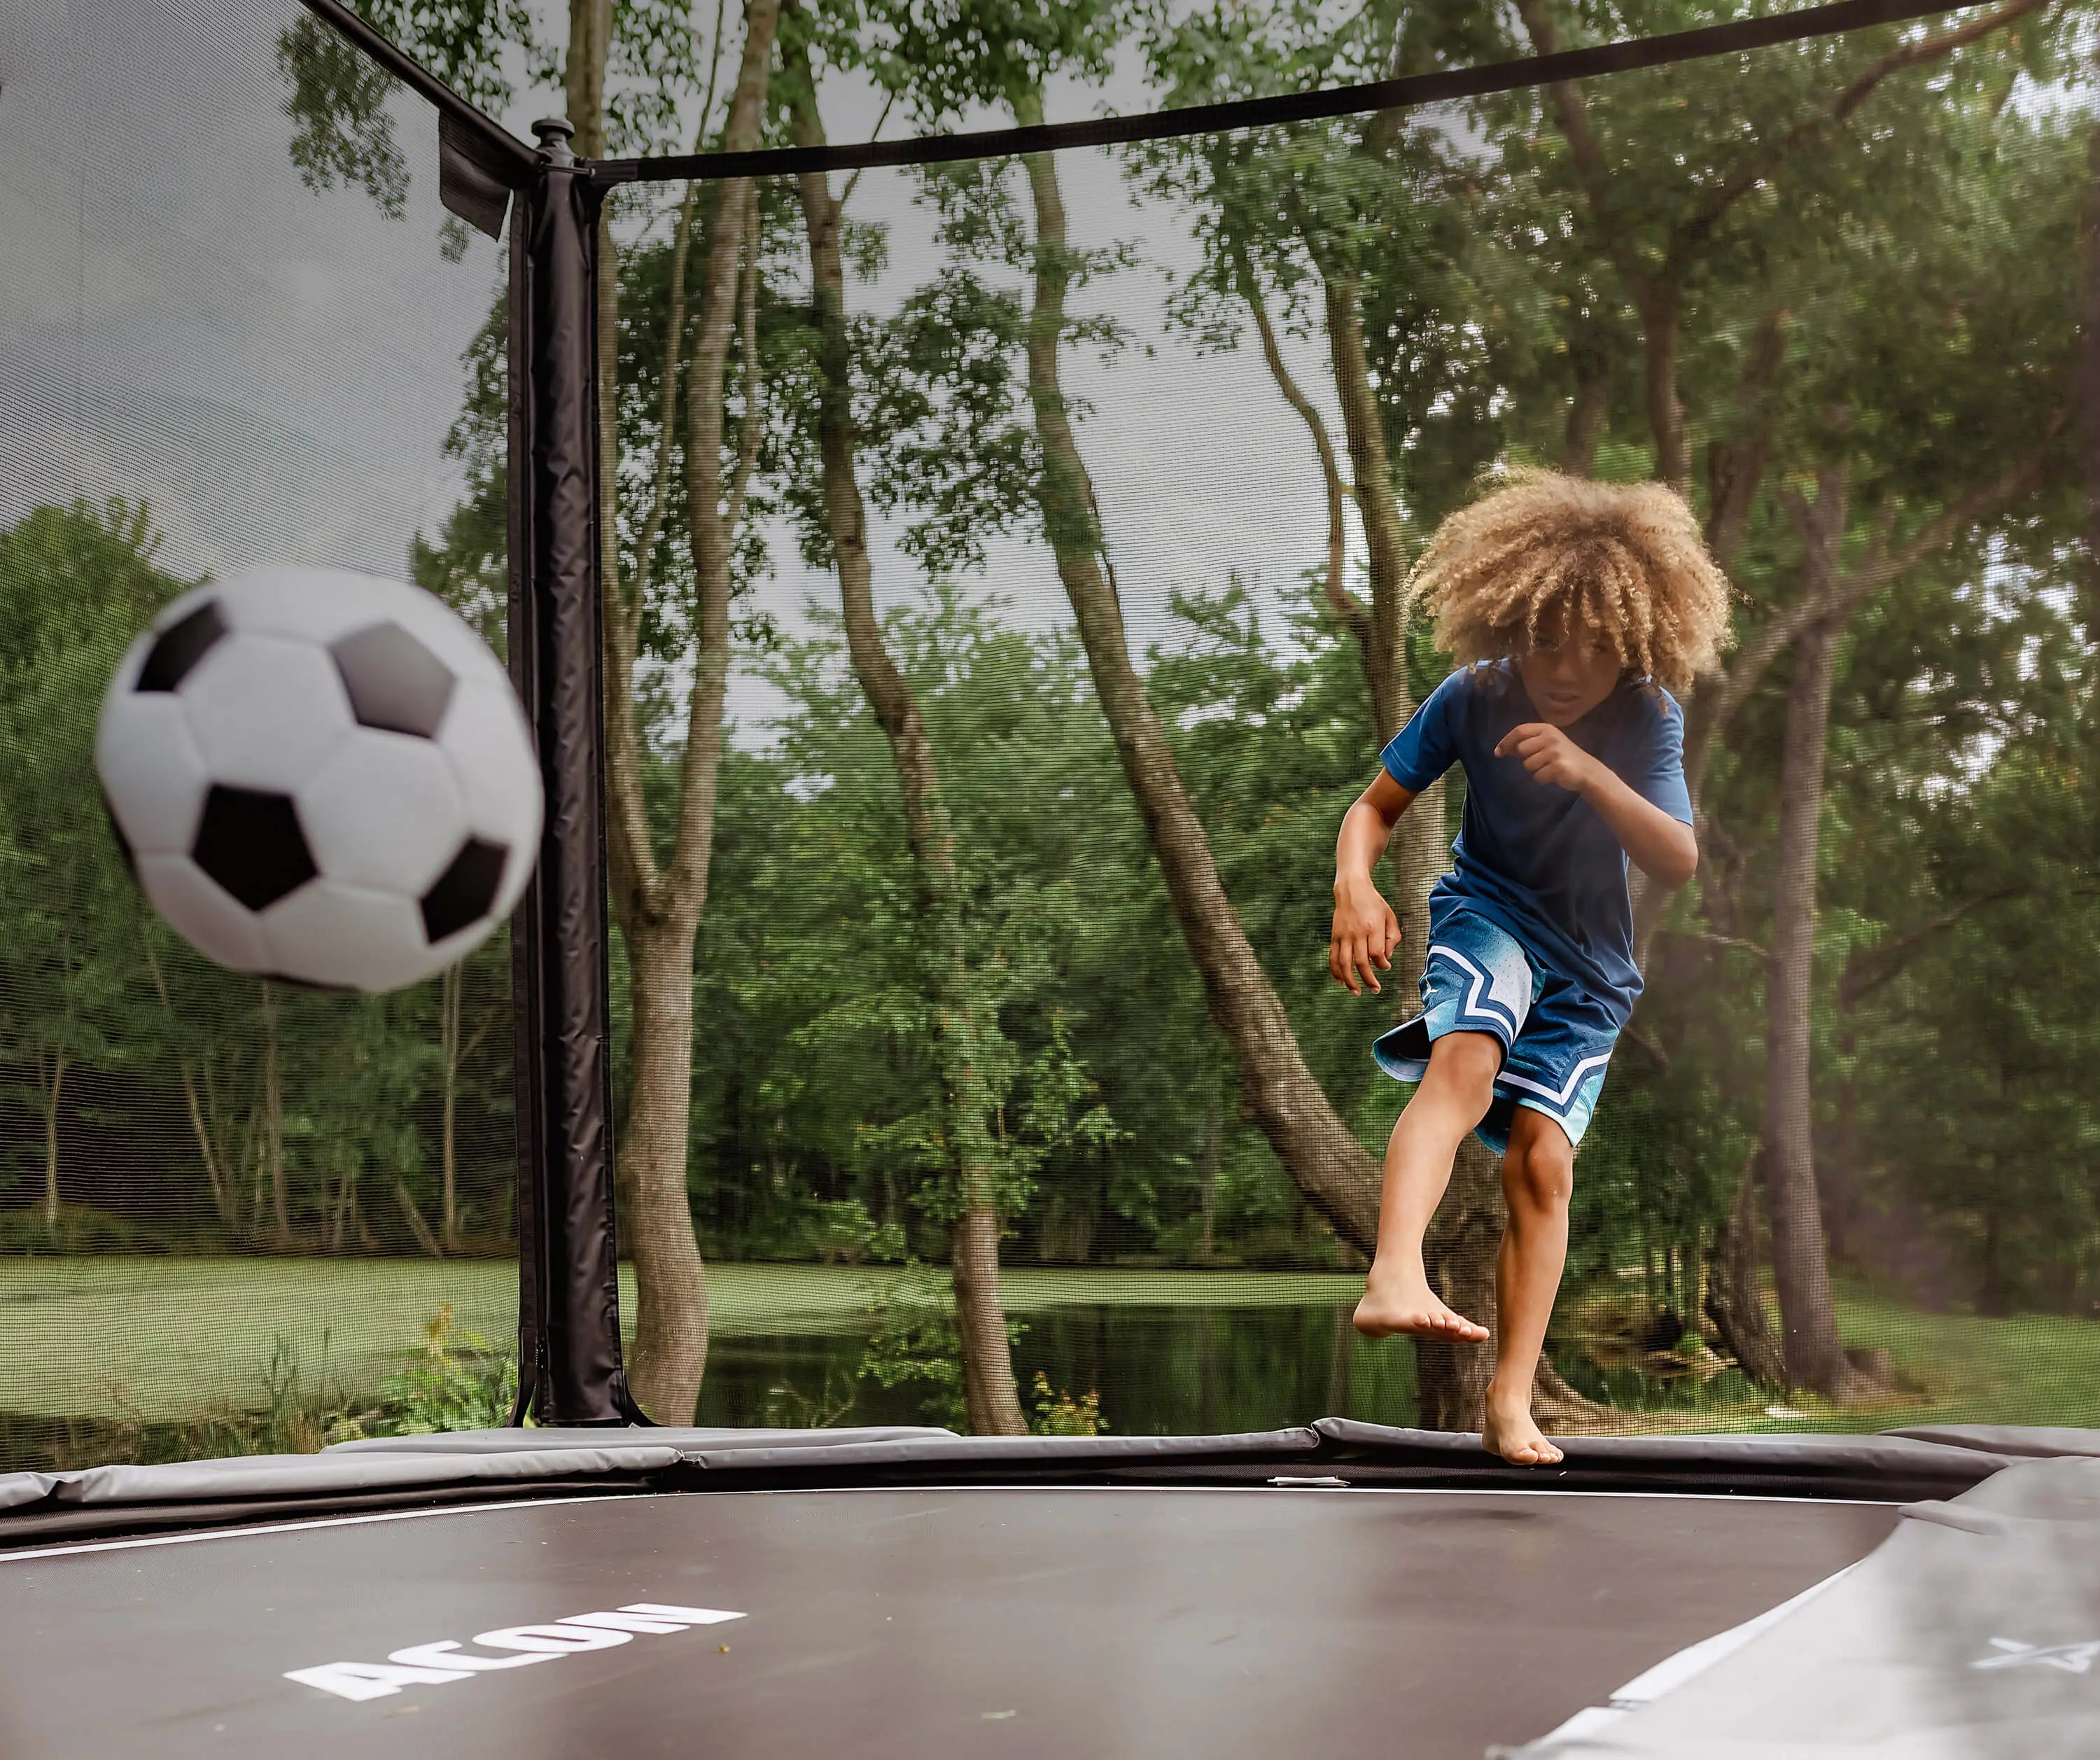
left=1352, top=1031, right=1502, bottom=1342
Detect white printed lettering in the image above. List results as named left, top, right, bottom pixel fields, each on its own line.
left=391, top=1640, right=560, bottom=1672
left=561, top=1612, right=692, bottom=1635
left=475, top=1623, right=632, bottom=1653
left=283, top=1661, right=475, bottom=1703
left=285, top=1596, right=750, bottom=1704
left=620, top=1603, right=747, bottom=1626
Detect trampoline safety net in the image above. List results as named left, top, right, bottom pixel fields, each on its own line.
left=2, top=0, right=2096, bottom=1470
left=0, top=0, right=519, bottom=1467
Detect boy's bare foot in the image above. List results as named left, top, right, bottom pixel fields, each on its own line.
left=1480, top=1399, right=1564, bottom=1467
left=1353, top=1277, right=1490, bottom=1343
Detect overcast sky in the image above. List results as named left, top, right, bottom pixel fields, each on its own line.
left=2, top=0, right=1372, bottom=749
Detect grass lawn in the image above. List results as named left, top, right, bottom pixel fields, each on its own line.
left=1758, top=1283, right=2100, bottom=1434
left=1, top=1255, right=2092, bottom=1432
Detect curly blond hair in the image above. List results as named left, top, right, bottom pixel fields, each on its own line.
left=1407, top=471, right=1734, bottom=695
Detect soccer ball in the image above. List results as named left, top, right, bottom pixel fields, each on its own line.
left=96, top=566, right=542, bottom=993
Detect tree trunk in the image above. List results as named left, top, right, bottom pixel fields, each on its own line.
left=1322, top=281, right=1410, bottom=744
left=1014, top=110, right=1380, bottom=1258
left=39, top=1045, right=65, bottom=1234
left=1413, top=1143, right=1504, bottom=1429
left=396, top=1178, right=442, bottom=1258
left=261, top=982, right=290, bottom=1250
left=787, top=50, right=1025, bottom=1435
left=1236, top=246, right=1448, bottom=968
left=328, top=1150, right=354, bottom=1255
left=1196, top=1077, right=1222, bottom=1264
left=1640, top=288, right=1692, bottom=489
left=621, top=917, right=712, bottom=1413
left=1562, top=358, right=1611, bottom=477
left=2083, top=51, right=2100, bottom=627
left=597, top=0, right=780, bottom=1424
left=1704, top=1152, right=1784, bottom=1387
left=951, top=1208, right=1021, bottom=1434
left=1979, top=1192, right=2007, bottom=1317
left=187, top=1061, right=236, bottom=1231
left=143, top=930, right=236, bottom=1228
left=439, top=963, right=461, bottom=1252
left=1320, top=278, right=1450, bottom=977
left=1763, top=608, right=1868, bottom=1399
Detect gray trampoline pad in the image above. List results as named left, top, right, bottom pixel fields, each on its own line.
left=0, top=1486, right=1894, bottom=1759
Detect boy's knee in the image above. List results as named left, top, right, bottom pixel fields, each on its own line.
left=1504, top=1126, right=1574, bottom=1213
left=1424, top=1031, right=1502, bottom=1104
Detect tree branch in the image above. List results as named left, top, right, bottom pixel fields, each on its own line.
left=1620, top=1017, right=1672, bottom=1070
left=1231, top=237, right=1368, bottom=647
left=1687, top=419, right=2059, bottom=806
left=1673, top=0, right=2052, bottom=266
left=1704, top=307, right=1788, bottom=572
left=839, top=88, right=897, bottom=210
left=725, top=181, right=765, bottom=538
left=1513, top=0, right=1652, bottom=302
left=1841, top=414, right=2066, bottom=614
left=1658, top=927, right=1769, bottom=959
left=668, top=0, right=780, bottom=917
left=394, top=1179, right=443, bottom=1258
left=629, top=185, right=699, bottom=617
left=605, top=182, right=702, bottom=911
left=1838, top=886, right=2024, bottom=1009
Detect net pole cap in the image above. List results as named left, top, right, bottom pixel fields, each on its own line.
left=533, top=118, right=578, bottom=165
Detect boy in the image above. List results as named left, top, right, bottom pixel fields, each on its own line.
left=1328, top=471, right=1732, bottom=1466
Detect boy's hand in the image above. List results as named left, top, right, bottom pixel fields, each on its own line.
left=1494, top=722, right=1602, bottom=795
left=1330, top=876, right=1401, bottom=996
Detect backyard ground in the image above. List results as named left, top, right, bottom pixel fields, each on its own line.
left=1, top=1255, right=2094, bottom=1433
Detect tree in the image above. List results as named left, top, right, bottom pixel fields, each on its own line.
left=0, top=504, right=178, bottom=1236
left=769, top=6, right=1028, bottom=1433
left=860, top=0, right=1410, bottom=1278
left=1501, top=0, right=2077, bottom=1395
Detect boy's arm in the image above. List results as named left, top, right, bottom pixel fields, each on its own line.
left=1493, top=723, right=1698, bottom=887
left=1331, top=769, right=1419, bottom=996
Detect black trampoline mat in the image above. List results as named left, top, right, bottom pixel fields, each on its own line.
left=0, top=1485, right=1897, bottom=1759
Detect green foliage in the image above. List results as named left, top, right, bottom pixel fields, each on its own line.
left=1024, top=1370, right=1106, bottom=1437
left=857, top=1259, right=974, bottom=1429
left=856, top=1263, right=1109, bottom=1433
left=354, top=1304, right=519, bottom=1438
left=0, top=498, right=516, bottom=1255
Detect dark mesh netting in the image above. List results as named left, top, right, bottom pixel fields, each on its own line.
left=601, top=5, right=2097, bottom=1440
left=4, top=0, right=2095, bottom=1468
left=0, top=0, right=518, bottom=1468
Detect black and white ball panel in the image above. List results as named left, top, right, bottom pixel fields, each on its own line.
left=331, top=620, right=457, bottom=739
left=192, top=784, right=316, bottom=911
left=97, top=567, right=542, bottom=993
left=93, top=680, right=209, bottom=857
left=182, top=633, right=358, bottom=795
left=134, top=599, right=227, bottom=693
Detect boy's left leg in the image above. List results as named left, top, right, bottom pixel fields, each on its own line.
left=1481, top=1105, right=1574, bottom=1467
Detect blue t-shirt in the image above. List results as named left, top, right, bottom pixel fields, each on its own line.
left=1380, top=661, right=1692, bottom=1027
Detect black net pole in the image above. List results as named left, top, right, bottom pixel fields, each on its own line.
left=507, top=118, right=643, bottom=1426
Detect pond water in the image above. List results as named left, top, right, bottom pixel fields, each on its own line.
left=694, top=1301, right=1422, bottom=1436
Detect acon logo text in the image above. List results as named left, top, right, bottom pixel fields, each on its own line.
left=286, top=1601, right=746, bottom=1701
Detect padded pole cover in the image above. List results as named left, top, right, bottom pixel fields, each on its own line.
left=506, top=121, right=641, bottom=1425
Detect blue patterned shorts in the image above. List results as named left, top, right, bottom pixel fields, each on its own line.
left=1371, top=908, right=1616, bottom=1154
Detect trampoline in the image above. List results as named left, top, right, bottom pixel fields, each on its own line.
left=6, top=1423, right=2097, bottom=1756
left=5, top=1, right=2099, bottom=1756
left=0, top=1474, right=1893, bottom=1757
